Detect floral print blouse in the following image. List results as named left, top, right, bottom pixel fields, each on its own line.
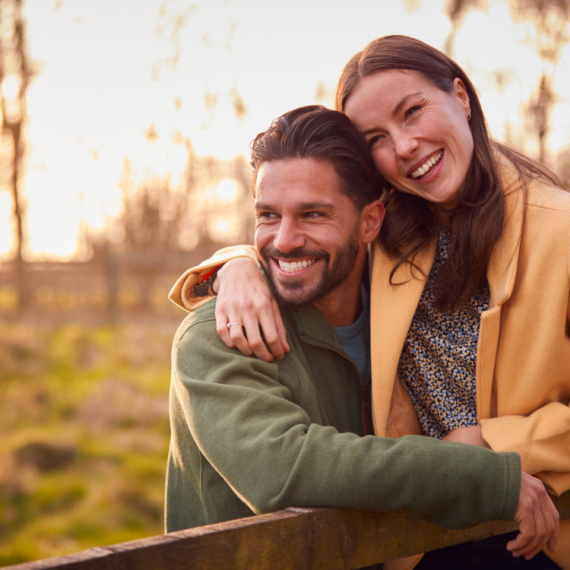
left=397, top=226, right=490, bottom=439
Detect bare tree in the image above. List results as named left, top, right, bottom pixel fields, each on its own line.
left=509, top=0, right=570, bottom=164
left=0, top=0, right=34, bottom=307
left=88, top=158, right=189, bottom=258
left=444, top=0, right=484, bottom=56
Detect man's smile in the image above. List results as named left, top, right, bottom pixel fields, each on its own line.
left=276, top=258, right=318, bottom=274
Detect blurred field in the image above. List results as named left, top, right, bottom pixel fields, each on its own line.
left=0, top=317, right=181, bottom=566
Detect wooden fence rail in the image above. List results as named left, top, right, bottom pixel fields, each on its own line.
left=0, top=254, right=204, bottom=317
left=5, top=491, right=570, bottom=570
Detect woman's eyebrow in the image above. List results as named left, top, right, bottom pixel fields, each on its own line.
left=360, top=91, right=424, bottom=136
left=392, top=92, right=422, bottom=118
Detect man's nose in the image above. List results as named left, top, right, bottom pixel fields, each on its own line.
left=274, top=218, right=305, bottom=253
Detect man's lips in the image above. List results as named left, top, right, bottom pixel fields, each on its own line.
left=275, top=258, right=317, bottom=274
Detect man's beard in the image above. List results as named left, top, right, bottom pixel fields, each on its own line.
left=259, top=231, right=360, bottom=307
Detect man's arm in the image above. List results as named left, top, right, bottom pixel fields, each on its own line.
left=172, top=307, right=522, bottom=531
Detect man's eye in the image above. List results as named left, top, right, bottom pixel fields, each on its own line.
left=304, top=211, right=323, bottom=218
left=257, top=212, right=278, bottom=220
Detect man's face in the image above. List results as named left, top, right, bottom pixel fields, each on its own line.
left=254, top=158, right=363, bottom=307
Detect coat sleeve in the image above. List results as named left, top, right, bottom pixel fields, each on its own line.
left=479, top=193, right=570, bottom=496
left=480, top=286, right=570, bottom=496
left=168, top=245, right=257, bottom=311
left=172, top=311, right=523, bottom=530
left=480, top=404, right=570, bottom=495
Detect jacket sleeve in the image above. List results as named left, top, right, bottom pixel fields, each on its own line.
left=173, top=311, right=522, bottom=530
left=480, top=225, right=570, bottom=496
left=480, top=402, right=570, bottom=495
left=169, top=245, right=257, bottom=312
left=480, top=284, right=570, bottom=496
left=480, top=286, right=570, bottom=496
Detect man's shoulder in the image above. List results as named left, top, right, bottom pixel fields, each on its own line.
left=173, top=298, right=218, bottom=347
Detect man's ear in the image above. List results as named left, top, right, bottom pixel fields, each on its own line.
left=360, top=199, right=385, bottom=245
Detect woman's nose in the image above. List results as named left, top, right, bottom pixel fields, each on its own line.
left=394, top=130, right=419, bottom=159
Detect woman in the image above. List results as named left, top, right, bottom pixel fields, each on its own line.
left=170, top=36, right=570, bottom=569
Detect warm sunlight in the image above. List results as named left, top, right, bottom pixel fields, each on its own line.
left=2, top=0, right=570, bottom=259
left=3, top=2, right=570, bottom=566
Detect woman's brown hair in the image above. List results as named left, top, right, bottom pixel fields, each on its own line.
left=336, top=35, right=561, bottom=310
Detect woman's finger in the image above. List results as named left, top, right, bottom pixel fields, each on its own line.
left=213, top=258, right=289, bottom=359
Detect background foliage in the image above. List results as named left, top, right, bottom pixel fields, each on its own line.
left=0, top=320, right=174, bottom=566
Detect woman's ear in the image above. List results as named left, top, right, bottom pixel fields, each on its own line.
left=453, top=77, right=471, bottom=118
left=360, top=199, right=385, bottom=245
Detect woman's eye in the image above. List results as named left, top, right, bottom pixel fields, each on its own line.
left=368, top=134, right=385, bottom=148
left=405, top=105, right=421, bottom=119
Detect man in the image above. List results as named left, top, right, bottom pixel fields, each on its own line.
left=166, top=106, right=558, bottom=560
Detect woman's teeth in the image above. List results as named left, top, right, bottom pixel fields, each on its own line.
left=411, top=150, right=443, bottom=179
left=278, top=259, right=316, bottom=273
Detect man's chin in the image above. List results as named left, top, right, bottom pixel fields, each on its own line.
left=270, top=281, right=321, bottom=307
left=272, top=287, right=313, bottom=307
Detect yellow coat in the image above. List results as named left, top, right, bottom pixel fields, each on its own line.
left=371, top=160, right=570, bottom=569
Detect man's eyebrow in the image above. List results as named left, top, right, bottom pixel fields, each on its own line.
left=255, top=201, right=335, bottom=211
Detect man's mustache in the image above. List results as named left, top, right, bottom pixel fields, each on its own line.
left=260, top=247, right=330, bottom=262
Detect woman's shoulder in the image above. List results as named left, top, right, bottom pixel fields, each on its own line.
left=495, top=147, right=570, bottom=214
left=525, top=178, right=570, bottom=216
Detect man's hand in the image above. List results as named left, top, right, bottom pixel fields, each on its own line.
left=215, top=258, right=289, bottom=361
left=507, top=471, right=559, bottom=559
left=442, top=427, right=559, bottom=559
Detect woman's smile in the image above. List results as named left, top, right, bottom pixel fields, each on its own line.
left=409, top=149, right=444, bottom=180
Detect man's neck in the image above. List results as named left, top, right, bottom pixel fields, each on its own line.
left=312, top=276, right=363, bottom=327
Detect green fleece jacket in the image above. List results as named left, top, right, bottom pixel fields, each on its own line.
left=166, top=298, right=521, bottom=533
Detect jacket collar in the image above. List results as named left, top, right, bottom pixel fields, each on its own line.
left=486, top=155, right=525, bottom=307
left=288, top=304, right=342, bottom=350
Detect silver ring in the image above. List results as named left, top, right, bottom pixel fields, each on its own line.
left=226, top=322, right=243, bottom=329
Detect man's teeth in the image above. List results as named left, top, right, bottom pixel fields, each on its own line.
left=411, top=150, right=443, bottom=179
left=278, top=259, right=316, bottom=273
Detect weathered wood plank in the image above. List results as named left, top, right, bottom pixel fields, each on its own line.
left=5, top=491, right=569, bottom=570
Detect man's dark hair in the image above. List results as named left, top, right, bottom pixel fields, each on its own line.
left=250, top=105, right=384, bottom=210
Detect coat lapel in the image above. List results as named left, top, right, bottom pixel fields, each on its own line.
left=369, top=238, right=436, bottom=435
left=477, top=159, right=525, bottom=419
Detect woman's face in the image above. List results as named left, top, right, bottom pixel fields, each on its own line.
left=344, top=69, right=473, bottom=209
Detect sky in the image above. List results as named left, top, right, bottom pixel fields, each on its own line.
left=3, top=0, right=570, bottom=259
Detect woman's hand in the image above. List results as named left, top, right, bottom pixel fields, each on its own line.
left=214, top=258, right=290, bottom=362
left=508, top=471, right=559, bottom=559
left=441, top=425, right=490, bottom=448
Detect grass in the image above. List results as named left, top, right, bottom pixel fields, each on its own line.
left=0, top=318, right=180, bottom=567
